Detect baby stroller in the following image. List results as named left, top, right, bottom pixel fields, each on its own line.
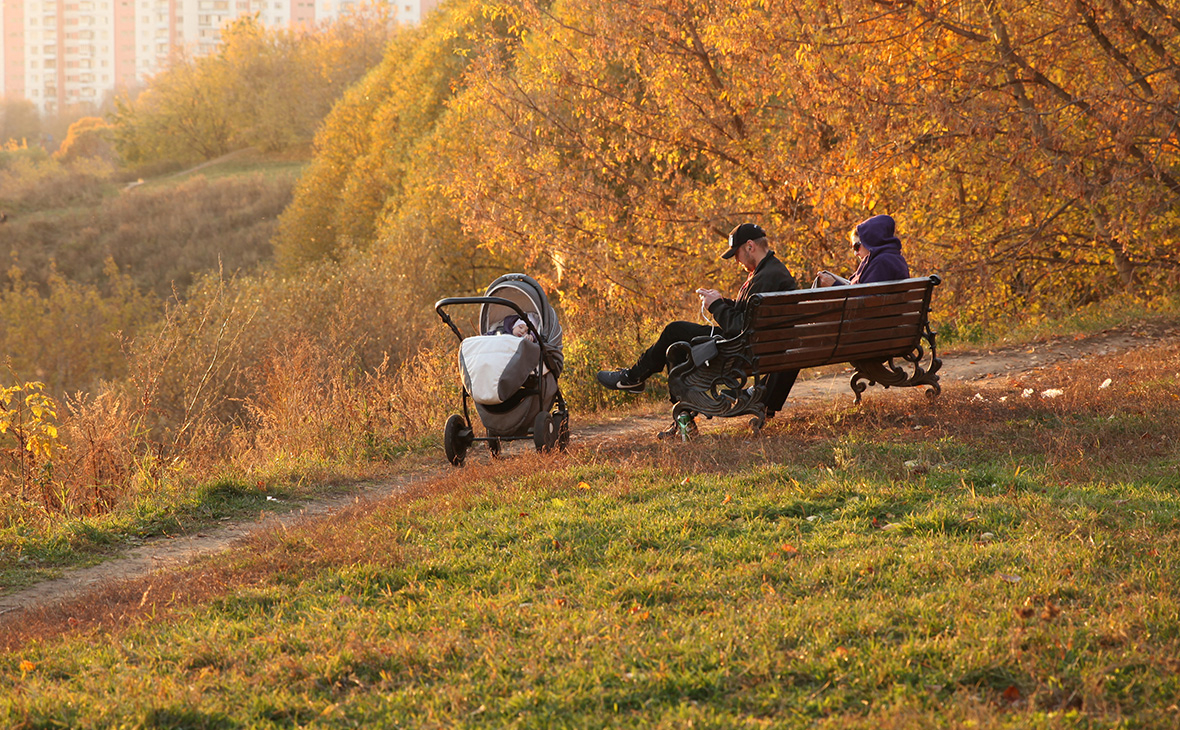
left=435, top=273, right=569, bottom=466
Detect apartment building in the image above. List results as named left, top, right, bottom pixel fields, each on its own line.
left=1, top=0, right=436, bottom=116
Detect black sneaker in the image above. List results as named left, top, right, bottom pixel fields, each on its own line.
left=596, top=369, right=645, bottom=393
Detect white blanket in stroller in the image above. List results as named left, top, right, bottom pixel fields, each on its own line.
left=459, top=335, right=542, bottom=405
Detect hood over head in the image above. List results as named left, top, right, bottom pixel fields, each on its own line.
left=855, top=214, right=902, bottom=254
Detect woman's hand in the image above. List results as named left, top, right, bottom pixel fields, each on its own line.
left=815, top=271, right=836, bottom=287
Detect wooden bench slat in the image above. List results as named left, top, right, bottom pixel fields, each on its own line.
left=750, top=292, right=929, bottom=324
left=750, top=319, right=923, bottom=357
left=831, top=335, right=922, bottom=360
left=751, top=320, right=845, bottom=344
left=755, top=334, right=919, bottom=371
left=754, top=351, right=852, bottom=370
left=751, top=308, right=925, bottom=339
left=750, top=278, right=933, bottom=306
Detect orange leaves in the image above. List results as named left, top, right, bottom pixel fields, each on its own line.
left=768, top=543, right=799, bottom=560
left=628, top=605, right=652, bottom=621
left=1015, top=596, right=1062, bottom=622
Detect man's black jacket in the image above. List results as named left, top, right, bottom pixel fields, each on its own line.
left=707, top=251, right=797, bottom=338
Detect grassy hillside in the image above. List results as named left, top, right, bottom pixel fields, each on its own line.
left=4, top=336, right=1178, bottom=727
left=1, top=150, right=303, bottom=299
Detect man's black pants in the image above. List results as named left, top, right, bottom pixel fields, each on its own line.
left=630, top=321, right=798, bottom=418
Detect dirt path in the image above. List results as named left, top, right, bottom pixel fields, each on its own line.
left=2, top=324, right=1173, bottom=624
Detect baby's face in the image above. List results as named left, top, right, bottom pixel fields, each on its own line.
left=512, top=321, right=529, bottom=337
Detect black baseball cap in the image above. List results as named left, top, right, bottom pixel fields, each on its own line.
left=722, top=223, right=766, bottom=259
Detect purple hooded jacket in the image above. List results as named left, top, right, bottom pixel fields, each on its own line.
left=850, top=214, right=910, bottom=284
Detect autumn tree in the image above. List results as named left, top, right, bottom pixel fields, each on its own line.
left=436, top=0, right=1179, bottom=324
left=55, top=117, right=118, bottom=164
left=273, top=0, right=525, bottom=305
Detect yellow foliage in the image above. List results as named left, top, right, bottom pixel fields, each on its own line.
left=1, top=380, right=64, bottom=498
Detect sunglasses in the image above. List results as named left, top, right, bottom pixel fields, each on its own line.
left=852, top=241, right=862, bottom=251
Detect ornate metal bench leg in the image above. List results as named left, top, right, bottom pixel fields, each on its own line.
left=849, top=329, right=942, bottom=403
left=656, top=421, right=680, bottom=441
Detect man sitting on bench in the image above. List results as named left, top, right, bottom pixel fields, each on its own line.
left=596, top=222, right=800, bottom=418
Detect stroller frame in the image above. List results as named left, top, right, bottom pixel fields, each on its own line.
left=435, top=295, right=569, bottom=465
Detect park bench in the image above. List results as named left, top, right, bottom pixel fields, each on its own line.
left=662, top=275, right=943, bottom=438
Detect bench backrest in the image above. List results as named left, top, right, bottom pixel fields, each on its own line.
left=743, top=276, right=940, bottom=373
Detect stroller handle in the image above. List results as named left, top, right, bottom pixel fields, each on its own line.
left=434, top=296, right=542, bottom=343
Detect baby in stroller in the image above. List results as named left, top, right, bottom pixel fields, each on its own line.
left=496, top=313, right=538, bottom=341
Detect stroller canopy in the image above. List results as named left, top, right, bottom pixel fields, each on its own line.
left=479, top=273, right=564, bottom=375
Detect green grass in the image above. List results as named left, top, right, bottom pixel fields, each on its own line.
left=0, top=476, right=294, bottom=593
left=140, top=149, right=309, bottom=188
left=0, top=450, right=434, bottom=595
left=4, top=348, right=1179, bottom=727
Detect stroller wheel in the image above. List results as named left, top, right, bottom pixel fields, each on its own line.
left=533, top=412, right=556, bottom=453
left=554, top=411, right=570, bottom=451
left=444, top=414, right=471, bottom=466
left=488, top=438, right=502, bottom=458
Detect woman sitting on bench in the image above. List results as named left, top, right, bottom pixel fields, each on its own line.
left=814, top=214, right=910, bottom=288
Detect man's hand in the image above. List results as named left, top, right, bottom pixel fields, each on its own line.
left=697, top=288, right=722, bottom=307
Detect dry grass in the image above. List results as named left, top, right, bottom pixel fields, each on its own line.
left=2, top=172, right=295, bottom=300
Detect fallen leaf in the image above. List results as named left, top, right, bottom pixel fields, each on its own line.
left=1041, top=389, right=1064, bottom=398
left=680, top=477, right=690, bottom=485
left=722, top=494, right=732, bottom=504
left=19, top=660, right=35, bottom=673
left=1002, top=685, right=1023, bottom=703
left=1099, top=378, right=1112, bottom=389
left=577, top=481, right=591, bottom=491
left=999, top=573, right=1022, bottom=583
left=979, top=532, right=995, bottom=542
left=1022, top=388, right=1034, bottom=398
left=881, top=522, right=903, bottom=531
left=780, top=543, right=799, bottom=558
